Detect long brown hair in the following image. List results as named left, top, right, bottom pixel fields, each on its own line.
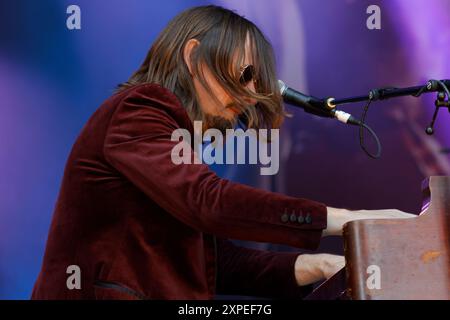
left=117, top=5, right=287, bottom=130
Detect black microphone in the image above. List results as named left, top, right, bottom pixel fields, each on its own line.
left=278, top=80, right=361, bottom=126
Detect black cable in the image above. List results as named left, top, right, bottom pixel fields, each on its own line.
left=358, top=99, right=382, bottom=159
left=360, top=122, right=382, bottom=159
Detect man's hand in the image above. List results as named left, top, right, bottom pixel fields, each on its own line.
left=323, top=207, right=416, bottom=237
left=294, top=253, right=345, bottom=286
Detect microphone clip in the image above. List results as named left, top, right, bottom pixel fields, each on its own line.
left=426, top=91, right=450, bottom=135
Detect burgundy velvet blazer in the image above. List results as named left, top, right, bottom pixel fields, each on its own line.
left=31, top=84, right=327, bottom=300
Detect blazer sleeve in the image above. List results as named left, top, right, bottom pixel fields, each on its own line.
left=103, top=85, right=328, bottom=250
left=216, top=238, right=313, bottom=299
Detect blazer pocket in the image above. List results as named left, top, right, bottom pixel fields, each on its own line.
left=94, top=280, right=147, bottom=300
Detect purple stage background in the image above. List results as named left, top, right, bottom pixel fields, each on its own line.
left=0, top=0, right=449, bottom=299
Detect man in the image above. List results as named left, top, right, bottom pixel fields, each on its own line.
left=32, top=5, right=412, bottom=300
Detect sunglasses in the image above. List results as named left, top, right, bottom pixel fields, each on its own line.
left=239, top=64, right=256, bottom=86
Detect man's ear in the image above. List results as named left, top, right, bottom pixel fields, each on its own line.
left=183, top=39, right=200, bottom=75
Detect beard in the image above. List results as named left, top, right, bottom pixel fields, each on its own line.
left=202, top=112, right=238, bottom=135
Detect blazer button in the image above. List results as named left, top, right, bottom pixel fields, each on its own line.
left=290, top=213, right=297, bottom=222
left=297, top=214, right=305, bottom=224
left=281, top=213, right=289, bottom=223
left=305, top=213, right=312, bottom=224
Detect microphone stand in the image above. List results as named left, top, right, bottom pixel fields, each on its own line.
left=326, top=79, right=450, bottom=135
